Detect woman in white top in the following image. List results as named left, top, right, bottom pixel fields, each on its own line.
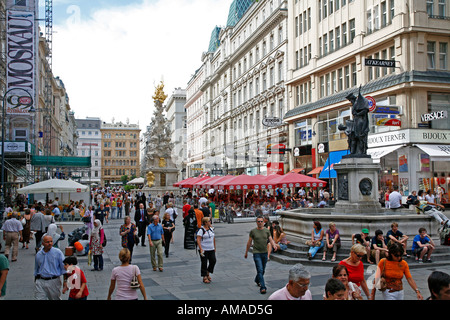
left=425, top=189, right=436, bottom=204
left=307, top=221, right=324, bottom=260
left=197, top=217, right=216, bottom=284
left=107, top=248, right=147, bottom=300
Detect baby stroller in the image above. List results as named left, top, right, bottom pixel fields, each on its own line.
left=68, top=225, right=87, bottom=246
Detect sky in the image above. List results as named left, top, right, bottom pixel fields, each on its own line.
left=39, top=0, right=231, bottom=131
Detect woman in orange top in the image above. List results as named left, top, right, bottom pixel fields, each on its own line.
left=372, top=242, right=423, bottom=300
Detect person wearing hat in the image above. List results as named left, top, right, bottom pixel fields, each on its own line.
left=351, top=228, right=373, bottom=264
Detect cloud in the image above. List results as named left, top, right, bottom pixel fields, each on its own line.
left=51, top=0, right=230, bottom=130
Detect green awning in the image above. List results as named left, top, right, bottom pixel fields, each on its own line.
left=31, top=156, right=91, bottom=167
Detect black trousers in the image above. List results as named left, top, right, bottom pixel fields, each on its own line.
left=137, top=221, right=147, bottom=245
left=163, top=230, right=172, bottom=257
left=200, top=250, right=216, bottom=277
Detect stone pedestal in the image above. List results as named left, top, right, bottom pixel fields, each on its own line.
left=333, top=156, right=383, bottom=215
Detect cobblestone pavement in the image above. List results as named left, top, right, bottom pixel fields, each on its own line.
left=3, top=210, right=450, bottom=302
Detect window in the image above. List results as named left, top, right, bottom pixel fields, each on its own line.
left=439, top=0, right=446, bottom=16
left=295, top=16, right=299, bottom=37
left=296, top=50, right=300, bottom=69
left=329, top=30, right=334, bottom=52
left=323, top=34, right=328, bottom=55
left=351, top=62, right=357, bottom=87
left=366, top=9, right=373, bottom=33
left=349, top=19, right=355, bottom=43
left=278, top=61, right=283, bottom=82
left=427, top=0, right=434, bottom=15
left=335, top=26, right=341, bottom=49
left=344, top=65, right=350, bottom=88
left=342, top=22, right=347, bottom=46
left=428, top=41, right=436, bottom=69
left=381, top=1, right=387, bottom=27
left=439, top=42, right=448, bottom=70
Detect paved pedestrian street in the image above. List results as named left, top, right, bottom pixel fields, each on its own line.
left=3, top=213, right=450, bottom=305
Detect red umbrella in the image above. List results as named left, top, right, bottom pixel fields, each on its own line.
left=251, top=174, right=282, bottom=190
left=181, top=176, right=211, bottom=188
left=173, top=177, right=196, bottom=188
left=269, top=172, right=327, bottom=188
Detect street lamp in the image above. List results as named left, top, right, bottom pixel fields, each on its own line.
left=1, top=88, right=33, bottom=218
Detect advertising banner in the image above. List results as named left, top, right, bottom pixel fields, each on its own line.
left=6, top=0, right=38, bottom=115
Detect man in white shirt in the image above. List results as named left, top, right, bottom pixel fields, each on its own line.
left=268, top=264, right=312, bottom=300
left=389, top=185, right=403, bottom=210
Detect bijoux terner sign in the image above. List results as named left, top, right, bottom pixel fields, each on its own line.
left=368, top=129, right=450, bottom=148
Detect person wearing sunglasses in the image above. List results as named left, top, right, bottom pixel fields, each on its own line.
left=371, top=242, right=423, bottom=300
left=339, top=244, right=371, bottom=299
left=268, top=264, right=312, bottom=300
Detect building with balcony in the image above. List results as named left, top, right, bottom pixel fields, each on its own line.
left=284, top=0, right=450, bottom=199
left=187, top=0, right=289, bottom=177
left=76, top=117, right=102, bottom=185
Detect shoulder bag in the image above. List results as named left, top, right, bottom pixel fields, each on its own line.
left=130, top=265, right=140, bottom=289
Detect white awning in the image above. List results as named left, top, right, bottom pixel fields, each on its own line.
left=415, top=144, right=450, bottom=161
left=367, top=145, right=403, bottom=163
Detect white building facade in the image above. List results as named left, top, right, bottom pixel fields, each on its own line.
left=188, top=0, right=289, bottom=177
left=165, top=88, right=187, bottom=181
left=75, top=117, right=102, bottom=185
left=284, top=0, right=450, bottom=199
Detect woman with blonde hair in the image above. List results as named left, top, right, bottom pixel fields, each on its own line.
left=107, top=248, right=147, bottom=300
left=339, top=244, right=371, bottom=299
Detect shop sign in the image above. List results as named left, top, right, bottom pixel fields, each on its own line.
left=364, top=58, right=397, bottom=67
left=262, top=117, right=283, bottom=127
left=374, top=106, right=400, bottom=114
left=421, top=110, right=448, bottom=122
left=368, top=129, right=450, bottom=148
left=376, top=118, right=401, bottom=126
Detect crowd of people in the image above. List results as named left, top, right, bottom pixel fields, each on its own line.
left=0, top=184, right=449, bottom=301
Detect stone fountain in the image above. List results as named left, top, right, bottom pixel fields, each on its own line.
left=280, top=89, right=439, bottom=243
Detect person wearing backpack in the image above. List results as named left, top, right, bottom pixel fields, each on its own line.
left=197, top=217, right=216, bottom=284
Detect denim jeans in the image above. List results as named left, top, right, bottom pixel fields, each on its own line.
left=253, top=252, right=268, bottom=290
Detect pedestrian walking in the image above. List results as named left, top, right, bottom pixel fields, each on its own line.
left=147, top=215, right=164, bottom=272
left=94, top=203, right=108, bottom=225
left=89, top=219, right=105, bottom=271
left=183, top=208, right=197, bottom=250
left=107, top=248, right=147, bottom=300
left=34, top=235, right=66, bottom=300
left=120, top=216, right=138, bottom=261
left=371, top=242, right=423, bottom=300
left=1, top=213, right=23, bottom=262
left=135, top=203, right=149, bottom=247
left=62, top=256, right=89, bottom=300
left=0, top=254, right=9, bottom=300
left=30, top=208, right=49, bottom=253
left=21, top=209, right=32, bottom=249
left=244, top=216, right=278, bottom=294
left=197, top=217, right=216, bottom=284
left=162, top=212, right=175, bottom=257
left=82, top=205, right=94, bottom=235
left=43, top=223, right=65, bottom=249
left=339, top=244, right=371, bottom=299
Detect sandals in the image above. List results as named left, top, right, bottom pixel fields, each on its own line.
left=203, top=277, right=211, bottom=283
